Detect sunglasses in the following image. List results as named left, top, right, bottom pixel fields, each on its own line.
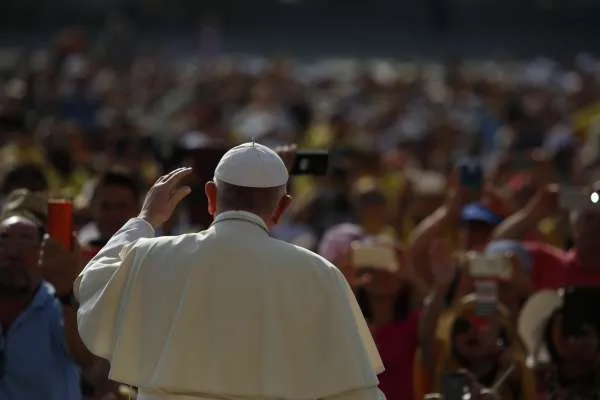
left=453, top=315, right=494, bottom=335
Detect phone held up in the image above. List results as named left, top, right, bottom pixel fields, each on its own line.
left=350, top=240, right=398, bottom=273
left=290, top=150, right=329, bottom=176
left=457, top=158, right=483, bottom=192
left=467, top=252, right=512, bottom=281
left=466, top=252, right=506, bottom=320
left=47, top=199, right=74, bottom=251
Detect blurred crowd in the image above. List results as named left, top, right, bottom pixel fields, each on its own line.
left=3, top=24, right=600, bottom=400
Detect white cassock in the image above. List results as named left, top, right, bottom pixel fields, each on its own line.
left=75, top=210, right=385, bottom=400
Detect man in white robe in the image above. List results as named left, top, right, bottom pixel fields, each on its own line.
left=75, top=142, right=385, bottom=400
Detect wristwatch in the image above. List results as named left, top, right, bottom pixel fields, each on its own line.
left=57, top=291, right=78, bottom=306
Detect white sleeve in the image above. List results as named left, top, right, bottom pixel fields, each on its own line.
left=74, top=218, right=155, bottom=359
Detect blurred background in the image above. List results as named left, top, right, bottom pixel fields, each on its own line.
left=2, top=0, right=600, bottom=56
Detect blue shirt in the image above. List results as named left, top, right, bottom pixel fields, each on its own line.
left=0, top=283, right=81, bottom=400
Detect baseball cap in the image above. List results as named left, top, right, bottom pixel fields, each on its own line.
left=485, top=240, right=533, bottom=274
left=214, top=142, right=289, bottom=188
left=461, top=203, right=503, bottom=226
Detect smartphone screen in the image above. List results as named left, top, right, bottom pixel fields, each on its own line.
left=290, top=151, right=329, bottom=176
left=458, top=159, right=483, bottom=191
left=468, top=254, right=512, bottom=280
left=47, top=199, right=74, bottom=250
left=351, top=243, right=398, bottom=272
left=474, top=280, right=498, bottom=319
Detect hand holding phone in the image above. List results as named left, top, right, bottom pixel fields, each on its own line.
left=468, top=253, right=512, bottom=281
left=350, top=241, right=398, bottom=272
left=47, top=199, right=74, bottom=251
left=458, top=159, right=483, bottom=191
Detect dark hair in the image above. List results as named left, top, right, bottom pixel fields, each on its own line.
left=356, top=285, right=414, bottom=323
left=93, top=169, right=143, bottom=203
left=1, top=163, right=49, bottom=195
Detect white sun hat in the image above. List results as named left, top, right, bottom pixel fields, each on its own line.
left=518, top=290, right=563, bottom=366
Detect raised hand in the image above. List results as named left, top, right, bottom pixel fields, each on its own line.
left=528, top=183, right=560, bottom=219
left=138, top=167, right=193, bottom=230
left=39, top=234, right=81, bottom=296
left=428, top=238, right=457, bottom=289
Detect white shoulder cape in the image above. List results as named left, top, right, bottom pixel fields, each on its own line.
left=75, top=214, right=384, bottom=399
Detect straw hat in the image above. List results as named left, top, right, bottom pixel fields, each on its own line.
left=517, top=290, right=563, bottom=366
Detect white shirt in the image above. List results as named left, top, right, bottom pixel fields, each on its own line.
left=75, top=211, right=384, bottom=400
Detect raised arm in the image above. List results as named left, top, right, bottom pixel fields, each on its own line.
left=409, top=187, right=467, bottom=282
left=493, top=184, right=559, bottom=241
left=418, top=239, right=457, bottom=376
left=74, top=167, right=193, bottom=359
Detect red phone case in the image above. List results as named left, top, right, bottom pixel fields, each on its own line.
left=48, top=199, right=74, bottom=250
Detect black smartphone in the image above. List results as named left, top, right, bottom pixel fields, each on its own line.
left=442, top=372, right=469, bottom=400
left=562, top=287, right=600, bottom=336
left=290, top=150, right=329, bottom=176
left=458, top=159, right=483, bottom=191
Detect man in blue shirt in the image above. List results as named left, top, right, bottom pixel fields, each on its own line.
left=0, top=190, right=95, bottom=399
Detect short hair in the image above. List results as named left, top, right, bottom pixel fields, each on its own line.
left=1, top=163, right=49, bottom=195
left=93, top=169, right=143, bottom=203
left=215, top=180, right=285, bottom=216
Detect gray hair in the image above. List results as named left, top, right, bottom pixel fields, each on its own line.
left=214, top=179, right=286, bottom=217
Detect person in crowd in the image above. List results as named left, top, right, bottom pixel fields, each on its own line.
left=75, top=143, right=385, bottom=400
left=409, top=176, right=504, bottom=283
left=319, top=180, right=399, bottom=262
left=0, top=189, right=95, bottom=399
left=416, top=239, right=536, bottom=400
left=320, top=180, right=429, bottom=400
left=77, top=168, right=142, bottom=250
left=519, top=290, right=600, bottom=399
left=293, top=160, right=356, bottom=241
left=0, top=129, right=46, bottom=175
left=230, top=81, right=295, bottom=148
left=0, top=163, right=49, bottom=199
left=493, top=180, right=600, bottom=288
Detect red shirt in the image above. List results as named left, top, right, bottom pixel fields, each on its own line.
left=371, top=311, right=420, bottom=400
left=525, top=242, right=600, bottom=289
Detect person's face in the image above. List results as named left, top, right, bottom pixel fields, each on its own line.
left=357, top=200, right=388, bottom=231
left=0, top=216, right=41, bottom=297
left=453, top=314, right=502, bottom=361
left=363, top=269, right=401, bottom=298
left=573, top=210, right=600, bottom=268
left=460, top=221, right=495, bottom=251
left=92, top=184, right=139, bottom=238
